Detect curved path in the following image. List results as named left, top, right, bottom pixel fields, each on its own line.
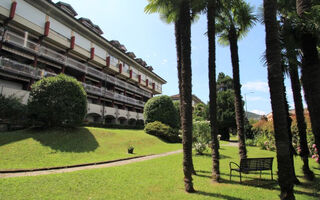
left=0, top=150, right=182, bottom=178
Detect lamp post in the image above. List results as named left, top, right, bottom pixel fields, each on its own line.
left=244, top=92, right=254, bottom=118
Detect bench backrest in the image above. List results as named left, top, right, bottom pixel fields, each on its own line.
left=240, top=157, right=273, bottom=171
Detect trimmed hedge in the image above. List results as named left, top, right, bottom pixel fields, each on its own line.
left=143, top=95, right=179, bottom=129
left=144, top=121, right=181, bottom=143
left=28, top=74, right=87, bottom=127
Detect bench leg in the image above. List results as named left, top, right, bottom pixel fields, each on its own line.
left=260, top=170, right=262, bottom=179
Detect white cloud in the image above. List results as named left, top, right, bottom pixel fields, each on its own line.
left=242, top=81, right=269, bottom=92
left=161, top=59, right=168, bottom=65
left=246, top=96, right=267, bottom=101
left=250, top=109, right=266, bottom=115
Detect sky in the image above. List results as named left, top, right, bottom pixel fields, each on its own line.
left=52, top=0, right=299, bottom=115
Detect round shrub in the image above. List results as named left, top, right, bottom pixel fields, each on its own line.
left=193, top=120, right=211, bottom=155
left=28, top=74, right=87, bottom=127
left=144, top=121, right=181, bottom=143
left=143, top=95, right=179, bottom=128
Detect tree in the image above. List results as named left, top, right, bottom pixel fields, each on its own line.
left=28, top=74, right=87, bottom=128
left=193, top=103, right=207, bottom=121
left=296, top=0, right=320, bottom=164
left=206, top=0, right=220, bottom=182
left=145, top=0, right=196, bottom=192
left=216, top=0, right=257, bottom=159
left=263, top=0, right=295, bottom=199
left=144, top=95, right=179, bottom=129
left=279, top=5, right=314, bottom=179
left=217, top=89, right=236, bottom=140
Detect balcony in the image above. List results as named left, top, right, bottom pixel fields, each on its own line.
left=87, top=66, right=105, bottom=80
left=3, top=31, right=39, bottom=54
left=102, top=88, right=114, bottom=99
left=82, top=83, right=102, bottom=96
left=39, top=46, right=66, bottom=65
left=0, top=86, right=30, bottom=104
left=66, top=57, right=87, bottom=73
left=106, top=74, right=116, bottom=84
left=0, top=57, right=41, bottom=79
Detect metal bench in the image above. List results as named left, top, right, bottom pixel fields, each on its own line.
left=229, top=157, right=274, bottom=183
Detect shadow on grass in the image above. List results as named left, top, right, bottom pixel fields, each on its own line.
left=195, top=190, right=244, bottom=200
left=194, top=153, right=231, bottom=159
left=0, top=127, right=99, bottom=152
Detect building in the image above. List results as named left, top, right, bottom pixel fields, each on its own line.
left=170, top=94, right=204, bottom=107
left=0, top=0, right=166, bottom=125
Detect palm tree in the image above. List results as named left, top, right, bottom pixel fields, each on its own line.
left=296, top=0, right=320, bottom=163
left=215, top=0, right=257, bottom=159
left=264, top=0, right=296, bottom=199
left=145, top=0, right=195, bottom=192
left=207, top=0, right=220, bottom=182
left=280, top=16, right=314, bottom=179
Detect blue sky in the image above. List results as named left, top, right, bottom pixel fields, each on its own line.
left=52, top=0, right=298, bottom=115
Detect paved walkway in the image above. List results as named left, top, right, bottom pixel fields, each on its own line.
left=0, top=150, right=182, bottom=178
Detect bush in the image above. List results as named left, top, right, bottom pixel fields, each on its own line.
left=0, top=94, right=27, bottom=127
left=28, top=74, right=87, bottom=127
left=144, top=121, right=181, bottom=143
left=144, top=95, right=179, bottom=129
left=193, top=120, right=211, bottom=155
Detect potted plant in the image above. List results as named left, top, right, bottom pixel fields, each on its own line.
left=128, top=145, right=134, bottom=154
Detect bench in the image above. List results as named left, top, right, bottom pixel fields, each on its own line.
left=229, top=157, right=274, bottom=183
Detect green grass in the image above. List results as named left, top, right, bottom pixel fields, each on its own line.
left=0, top=127, right=181, bottom=169
left=1, top=145, right=319, bottom=199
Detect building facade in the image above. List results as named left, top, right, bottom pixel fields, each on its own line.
left=0, top=0, right=166, bottom=125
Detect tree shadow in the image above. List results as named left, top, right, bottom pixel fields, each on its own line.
left=0, top=127, right=99, bottom=152
left=0, top=129, right=30, bottom=146
left=195, top=190, right=244, bottom=200
left=195, top=152, right=231, bottom=159
left=31, top=127, right=99, bottom=152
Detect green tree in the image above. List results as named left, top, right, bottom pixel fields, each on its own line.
left=144, top=95, right=179, bottom=128
left=145, top=0, right=196, bottom=192
left=193, top=103, right=207, bottom=121
left=28, top=74, right=87, bottom=128
left=263, top=0, right=295, bottom=198
left=217, top=89, right=236, bottom=140
left=216, top=0, right=257, bottom=159
left=296, top=0, right=320, bottom=165
left=279, top=1, right=314, bottom=180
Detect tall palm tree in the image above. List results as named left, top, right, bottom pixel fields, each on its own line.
left=145, top=0, right=196, bottom=192
left=280, top=16, right=314, bottom=179
left=296, top=0, right=320, bottom=163
left=215, top=0, right=257, bottom=159
left=207, top=0, right=220, bottom=182
left=264, top=0, right=296, bottom=199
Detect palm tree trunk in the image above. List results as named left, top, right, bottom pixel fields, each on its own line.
left=287, top=54, right=314, bottom=180
left=264, top=0, right=295, bottom=199
left=207, top=0, right=220, bottom=182
left=179, top=0, right=195, bottom=193
left=175, top=21, right=196, bottom=176
left=228, top=26, right=247, bottom=159
left=296, top=0, right=320, bottom=163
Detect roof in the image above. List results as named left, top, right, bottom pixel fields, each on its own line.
left=40, top=0, right=167, bottom=84
left=170, top=94, right=204, bottom=105
left=56, top=1, right=78, bottom=17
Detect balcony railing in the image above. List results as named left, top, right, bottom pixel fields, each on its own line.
left=0, top=57, right=41, bottom=79
left=87, top=66, right=105, bottom=80
left=2, top=30, right=155, bottom=97
left=66, top=57, right=87, bottom=73
left=39, top=46, right=66, bottom=65
left=3, top=31, right=40, bottom=54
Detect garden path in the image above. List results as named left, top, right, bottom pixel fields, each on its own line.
left=0, top=150, right=182, bottom=178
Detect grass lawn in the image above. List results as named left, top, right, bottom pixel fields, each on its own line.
left=0, top=127, right=181, bottom=169
left=1, top=145, right=319, bottom=199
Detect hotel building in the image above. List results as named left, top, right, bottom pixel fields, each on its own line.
left=0, top=0, right=166, bottom=125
